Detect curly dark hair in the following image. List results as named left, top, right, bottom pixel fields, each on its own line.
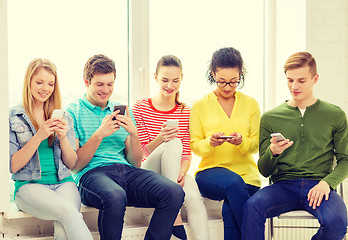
left=207, top=47, right=246, bottom=88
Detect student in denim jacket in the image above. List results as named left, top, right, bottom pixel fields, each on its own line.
left=9, top=58, right=92, bottom=240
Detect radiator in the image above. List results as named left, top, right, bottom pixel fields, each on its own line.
left=268, top=218, right=319, bottom=240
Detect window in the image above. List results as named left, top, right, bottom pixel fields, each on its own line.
left=8, top=0, right=129, bottom=108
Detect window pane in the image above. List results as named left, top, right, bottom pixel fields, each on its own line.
left=149, top=0, right=264, bottom=110
left=8, top=0, right=128, bottom=108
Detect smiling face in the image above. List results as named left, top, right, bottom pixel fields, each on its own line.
left=286, top=65, right=318, bottom=104
left=30, top=68, right=56, bottom=106
left=155, top=66, right=182, bottom=98
left=85, top=72, right=115, bottom=109
left=213, top=67, right=240, bottom=99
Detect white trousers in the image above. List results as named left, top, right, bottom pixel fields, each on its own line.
left=142, top=138, right=210, bottom=240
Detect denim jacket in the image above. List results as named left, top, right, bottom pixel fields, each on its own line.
left=9, top=105, right=76, bottom=181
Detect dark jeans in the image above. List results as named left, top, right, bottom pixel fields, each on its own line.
left=195, top=167, right=259, bottom=240
left=242, top=179, right=347, bottom=240
left=79, top=163, right=185, bottom=240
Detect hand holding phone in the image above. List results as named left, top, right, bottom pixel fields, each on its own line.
left=113, top=105, right=126, bottom=120
left=51, top=109, right=65, bottom=119
left=217, top=135, right=235, bottom=139
left=271, top=133, right=286, bottom=142
left=166, top=119, right=179, bottom=127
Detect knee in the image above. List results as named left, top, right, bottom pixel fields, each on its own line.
left=102, top=189, right=127, bottom=209
left=321, top=210, right=347, bottom=234
left=243, top=195, right=261, bottom=216
left=164, top=182, right=185, bottom=208
left=57, top=203, right=83, bottom=222
left=183, top=190, right=204, bottom=208
left=166, top=138, right=183, bottom=151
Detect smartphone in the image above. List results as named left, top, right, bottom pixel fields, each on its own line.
left=271, top=133, right=286, bottom=142
left=112, top=105, right=126, bottom=121
left=167, top=119, right=179, bottom=127
left=51, top=109, right=65, bottom=119
left=113, top=105, right=126, bottom=115
left=217, top=135, right=235, bottom=139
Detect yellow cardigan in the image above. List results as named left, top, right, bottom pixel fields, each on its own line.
left=190, top=91, right=261, bottom=187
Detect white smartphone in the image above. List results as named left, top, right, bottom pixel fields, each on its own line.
left=271, top=133, right=286, bottom=142
left=51, top=109, right=65, bottom=119
left=167, top=119, right=179, bottom=127
left=217, top=135, right=235, bottom=139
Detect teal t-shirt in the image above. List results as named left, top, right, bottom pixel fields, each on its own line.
left=66, top=96, right=135, bottom=185
left=14, top=139, right=74, bottom=197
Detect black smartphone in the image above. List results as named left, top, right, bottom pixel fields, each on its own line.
left=113, top=105, right=126, bottom=120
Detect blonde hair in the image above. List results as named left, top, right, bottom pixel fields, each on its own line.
left=284, top=52, right=317, bottom=77
left=22, top=58, right=61, bottom=144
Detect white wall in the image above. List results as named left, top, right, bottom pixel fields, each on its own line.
left=307, top=0, right=348, bottom=112
left=0, top=0, right=10, bottom=212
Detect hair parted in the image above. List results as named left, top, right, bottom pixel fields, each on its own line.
left=22, top=58, right=61, bottom=145
left=83, top=54, right=116, bottom=84
left=284, top=52, right=317, bottom=77
left=155, top=55, right=185, bottom=112
left=207, top=47, right=246, bottom=88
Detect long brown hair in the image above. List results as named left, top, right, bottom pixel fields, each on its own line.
left=22, top=58, right=61, bottom=144
left=156, top=55, right=186, bottom=112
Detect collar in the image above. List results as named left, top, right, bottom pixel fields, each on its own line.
left=81, top=94, right=113, bottom=112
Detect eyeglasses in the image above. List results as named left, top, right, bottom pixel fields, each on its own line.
left=216, top=81, right=240, bottom=88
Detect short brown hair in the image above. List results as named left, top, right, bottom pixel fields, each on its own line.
left=83, top=54, right=116, bottom=84
left=284, top=52, right=317, bottom=77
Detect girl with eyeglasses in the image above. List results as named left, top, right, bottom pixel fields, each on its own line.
left=9, top=58, right=93, bottom=240
left=132, top=55, right=209, bottom=240
left=190, top=47, right=261, bottom=240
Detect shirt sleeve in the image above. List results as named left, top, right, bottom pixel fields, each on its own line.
left=180, top=107, right=192, bottom=162
left=9, top=120, right=19, bottom=173
left=257, top=113, right=280, bottom=178
left=189, top=101, right=214, bottom=158
left=322, top=110, right=348, bottom=189
left=236, top=99, right=261, bottom=154
left=65, top=104, right=80, bottom=141
left=132, top=100, right=152, bottom=157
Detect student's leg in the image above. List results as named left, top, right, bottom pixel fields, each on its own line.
left=195, top=167, right=251, bottom=240
left=142, top=138, right=185, bottom=238
left=142, top=138, right=182, bottom=182
left=15, top=183, right=92, bottom=240
left=182, top=174, right=210, bottom=240
left=242, top=180, right=303, bottom=240
left=79, top=165, right=127, bottom=240
left=302, top=180, right=347, bottom=240
left=124, top=166, right=185, bottom=240
left=53, top=182, right=92, bottom=240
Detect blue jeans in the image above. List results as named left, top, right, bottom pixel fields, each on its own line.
left=79, top=163, right=185, bottom=240
left=242, top=179, right=347, bottom=240
left=15, top=182, right=92, bottom=240
left=195, top=167, right=259, bottom=240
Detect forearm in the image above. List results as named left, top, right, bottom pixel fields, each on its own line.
left=322, top=155, right=348, bottom=189
left=11, top=134, right=42, bottom=173
left=145, top=134, right=163, bottom=154
left=190, top=137, right=214, bottom=158
left=59, top=137, right=77, bottom=169
left=180, top=159, right=191, bottom=175
left=72, top=132, right=102, bottom=174
left=258, top=147, right=278, bottom=177
left=126, top=134, right=143, bottom=168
